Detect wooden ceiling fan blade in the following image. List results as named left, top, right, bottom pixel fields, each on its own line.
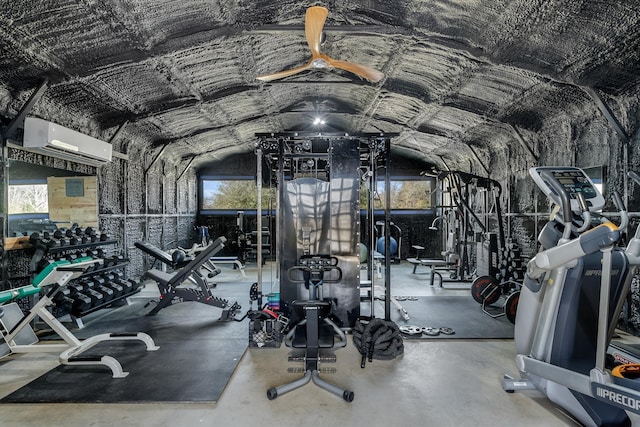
left=305, top=6, right=328, bottom=57
left=256, top=62, right=313, bottom=82
left=328, top=58, right=385, bottom=83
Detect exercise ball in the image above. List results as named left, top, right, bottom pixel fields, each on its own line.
left=359, top=243, right=368, bottom=263
left=376, top=236, right=398, bottom=256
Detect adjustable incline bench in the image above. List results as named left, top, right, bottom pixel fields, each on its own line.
left=134, top=241, right=221, bottom=286
left=139, top=237, right=241, bottom=320
left=0, top=258, right=159, bottom=378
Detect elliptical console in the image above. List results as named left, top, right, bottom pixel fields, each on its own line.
left=530, top=166, right=605, bottom=213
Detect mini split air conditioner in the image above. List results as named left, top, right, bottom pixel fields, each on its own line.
left=22, top=117, right=112, bottom=166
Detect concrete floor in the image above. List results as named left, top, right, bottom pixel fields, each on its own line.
left=1, top=261, right=638, bottom=426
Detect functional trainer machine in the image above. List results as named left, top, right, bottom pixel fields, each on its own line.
left=0, top=258, right=159, bottom=378
left=503, top=166, right=640, bottom=426
left=255, top=132, right=398, bottom=401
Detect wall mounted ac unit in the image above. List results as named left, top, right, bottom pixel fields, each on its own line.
left=22, top=117, right=113, bottom=166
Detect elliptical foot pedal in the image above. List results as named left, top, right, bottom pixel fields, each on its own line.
left=612, top=364, right=640, bottom=379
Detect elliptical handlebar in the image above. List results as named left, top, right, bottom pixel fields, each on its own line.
left=526, top=223, right=621, bottom=281
left=573, top=192, right=591, bottom=234
left=611, top=190, right=629, bottom=233
left=539, top=170, right=573, bottom=239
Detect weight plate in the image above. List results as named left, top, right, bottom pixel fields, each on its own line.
left=422, top=327, right=440, bottom=336
left=471, top=275, right=500, bottom=305
left=505, top=290, right=520, bottom=324
left=399, top=325, right=423, bottom=335
left=439, top=327, right=455, bottom=335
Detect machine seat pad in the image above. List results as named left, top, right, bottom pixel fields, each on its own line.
left=144, top=269, right=174, bottom=286
left=292, top=323, right=335, bottom=348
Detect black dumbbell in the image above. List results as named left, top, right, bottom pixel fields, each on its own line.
left=67, top=284, right=99, bottom=310
left=84, top=227, right=99, bottom=243
left=115, top=278, right=133, bottom=294
left=52, top=291, right=73, bottom=312
left=128, top=279, right=142, bottom=292
left=76, top=280, right=105, bottom=306
left=70, top=293, right=92, bottom=314
left=90, top=276, right=115, bottom=302
left=92, top=248, right=106, bottom=259
left=29, top=232, right=42, bottom=245
left=65, top=253, right=79, bottom=262
left=53, top=229, right=68, bottom=246
left=102, top=275, right=124, bottom=297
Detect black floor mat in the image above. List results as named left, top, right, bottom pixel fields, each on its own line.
left=1, top=300, right=248, bottom=403
left=369, top=295, right=514, bottom=339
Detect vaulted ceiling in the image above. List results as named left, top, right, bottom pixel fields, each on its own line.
left=1, top=1, right=639, bottom=173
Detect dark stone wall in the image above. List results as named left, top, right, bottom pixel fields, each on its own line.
left=104, top=147, right=198, bottom=279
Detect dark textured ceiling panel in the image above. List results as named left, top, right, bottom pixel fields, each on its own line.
left=0, top=0, right=639, bottom=173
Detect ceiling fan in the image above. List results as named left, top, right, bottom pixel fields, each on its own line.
left=256, top=6, right=384, bottom=83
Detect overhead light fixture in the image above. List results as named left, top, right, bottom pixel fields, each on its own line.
left=313, top=117, right=326, bottom=125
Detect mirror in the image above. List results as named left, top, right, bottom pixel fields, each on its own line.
left=6, top=160, right=97, bottom=247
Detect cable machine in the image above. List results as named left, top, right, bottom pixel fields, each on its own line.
left=254, top=132, right=397, bottom=326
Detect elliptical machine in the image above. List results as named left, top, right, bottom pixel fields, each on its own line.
left=503, top=166, right=640, bottom=426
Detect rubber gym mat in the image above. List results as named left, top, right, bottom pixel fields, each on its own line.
left=369, top=295, right=514, bottom=339
left=0, top=300, right=248, bottom=403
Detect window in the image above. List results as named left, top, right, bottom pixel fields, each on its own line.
left=200, top=176, right=433, bottom=212
left=363, top=178, right=433, bottom=210
left=200, top=178, right=276, bottom=210
left=8, top=183, right=49, bottom=214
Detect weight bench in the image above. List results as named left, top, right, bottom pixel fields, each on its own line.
left=209, top=257, right=246, bottom=278
left=134, top=241, right=184, bottom=268
left=140, top=237, right=241, bottom=320
left=407, top=245, right=457, bottom=287
left=134, top=241, right=221, bottom=286
left=188, top=244, right=246, bottom=278
left=0, top=258, right=159, bottom=378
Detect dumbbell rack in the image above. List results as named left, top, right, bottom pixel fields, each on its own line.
left=30, top=233, right=142, bottom=328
